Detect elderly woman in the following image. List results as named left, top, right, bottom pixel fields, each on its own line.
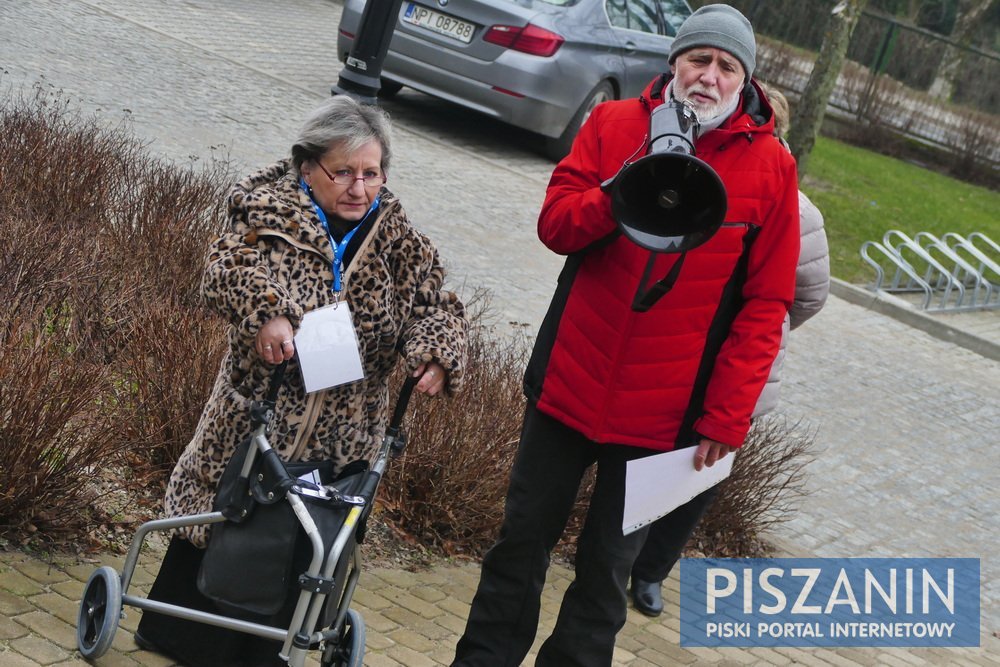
left=135, top=95, right=468, bottom=666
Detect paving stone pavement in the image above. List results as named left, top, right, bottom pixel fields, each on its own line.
left=1, top=0, right=998, bottom=665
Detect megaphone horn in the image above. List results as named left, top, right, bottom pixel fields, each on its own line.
left=610, top=99, right=727, bottom=254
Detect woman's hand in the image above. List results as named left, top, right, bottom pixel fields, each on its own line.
left=255, top=316, right=296, bottom=365
left=413, top=361, right=447, bottom=396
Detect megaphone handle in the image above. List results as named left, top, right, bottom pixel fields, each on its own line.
left=649, top=132, right=695, bottom=154
left=632, top=252, right=688, bottom=313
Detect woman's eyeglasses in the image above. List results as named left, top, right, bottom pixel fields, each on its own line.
left=316, top=161, right=386, bottom=187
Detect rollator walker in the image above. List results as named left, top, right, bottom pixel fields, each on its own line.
left=76, top=362, right=416, bottom=667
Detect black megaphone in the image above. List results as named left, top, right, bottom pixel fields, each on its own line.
left=610, top=98, right=727, bottom=254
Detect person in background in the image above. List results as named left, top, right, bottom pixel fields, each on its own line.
left=452, top=5, right=801, bottom=666
left=135, top=95, right=468, bottom=667
left=629, top=82, right=831, bottom=618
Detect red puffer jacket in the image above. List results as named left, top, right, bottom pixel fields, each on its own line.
left=524, top=76, right=800, bottom=450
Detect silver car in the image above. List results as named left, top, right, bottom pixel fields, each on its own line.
left=337, top=0, right=692, bottom=160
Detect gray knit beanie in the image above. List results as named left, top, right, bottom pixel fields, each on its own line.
left=668, top=4, right=756, bottom=78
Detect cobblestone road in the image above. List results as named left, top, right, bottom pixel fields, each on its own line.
left=1, top=0, right=998, bottom=665
left=1, top=0, right=560, bottom=328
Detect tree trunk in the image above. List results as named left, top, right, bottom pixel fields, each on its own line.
left=787, top=0, right=868, bottom=175
left=928, top=0, right=998, bottom=101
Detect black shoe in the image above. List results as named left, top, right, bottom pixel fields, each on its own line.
left=133, top=630, right=159, bottom=652
left=631, top=577, right=664, bottom=617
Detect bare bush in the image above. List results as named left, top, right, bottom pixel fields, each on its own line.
left=948, top=108, right=1000, bottom=187
left=756, top=37, right=807, bottom=91
left=0, top=176, right=121, bottom=543
left=840, top=68, right=918, bottom=155
left=111, top=301, right=229, bottom=480
left=0, top=291, right=120, bottom=543
left=101, top=159, right=230, bottom=305
left=379, top=295, right=530, bottom=557
left=838, top=59, right=875, bottom=119
left=0, top=86, right=230, bottom=546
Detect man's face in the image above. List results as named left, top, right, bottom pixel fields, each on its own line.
left=671, top=47, right=745, bottom=121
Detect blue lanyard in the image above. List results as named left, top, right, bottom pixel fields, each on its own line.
left=301, top=178, right=379, bottom=298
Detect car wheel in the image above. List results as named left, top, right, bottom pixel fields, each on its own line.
left=377, top=78, right=403, bottom=99
left=543, top=80, right=615, bottom=162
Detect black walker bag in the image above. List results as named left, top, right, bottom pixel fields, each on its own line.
left=197, top=434, right=368, bottom=617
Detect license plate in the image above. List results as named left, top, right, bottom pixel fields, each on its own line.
left=402, top=3, right=476, bottom=44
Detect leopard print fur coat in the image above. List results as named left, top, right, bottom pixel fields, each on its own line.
left=164, top=161, right=468, bottom=547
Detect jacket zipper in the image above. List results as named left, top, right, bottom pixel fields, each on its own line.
left=289, top=389, right=325, bottom=462
left=278, top=203, right=393, bottom=462
left=594, top=265, right=643, bottom=434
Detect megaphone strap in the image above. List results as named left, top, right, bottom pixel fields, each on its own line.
left=632, top=252, right=688, bottom=313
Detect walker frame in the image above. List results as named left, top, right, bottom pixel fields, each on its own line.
left=76, top=364, right=416, bottom=666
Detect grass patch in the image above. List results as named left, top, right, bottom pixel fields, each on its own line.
left=803, top=136, right=1000, bottom=284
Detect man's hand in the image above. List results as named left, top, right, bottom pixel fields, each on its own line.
left=693, top=438, right=737, bottom=471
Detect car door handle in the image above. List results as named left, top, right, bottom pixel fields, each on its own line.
left=623, top=41, right=637, bottom=54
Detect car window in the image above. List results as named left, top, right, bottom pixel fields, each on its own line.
left=606, top=0, right=629, bottom=29
left=628, top=0, right=662, bottom=34
left=657, top=0, right=691, bottom=37
left=606, top=0, right=689, bottom=35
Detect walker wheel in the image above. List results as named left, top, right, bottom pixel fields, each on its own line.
left=76, top=566, right=122, bottom=659
left=321, top=608, right=366, bottom=667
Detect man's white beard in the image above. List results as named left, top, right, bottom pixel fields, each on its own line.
left=674, top=82, right=740, bottom=124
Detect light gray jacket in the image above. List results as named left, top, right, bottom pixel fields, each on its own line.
left=752, top=190, right=830, bottom=417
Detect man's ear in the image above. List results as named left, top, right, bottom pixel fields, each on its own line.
left=669, top=62, right=676, bottom=76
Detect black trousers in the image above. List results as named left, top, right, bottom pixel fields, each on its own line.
left=136, top=536, right=292, bottom=667
left=630, top=485, right=719, bottom=584
left=452, top=405, right=658, bottom=667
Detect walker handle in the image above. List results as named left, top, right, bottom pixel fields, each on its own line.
left=355, top=374, right=419, bottom=543
left=265, top=360, right=289, bottom=404
left=389, top=375, right=418, bottom=431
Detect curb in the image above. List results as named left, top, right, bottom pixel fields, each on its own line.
left=830, top=278, right=1000, bottom=362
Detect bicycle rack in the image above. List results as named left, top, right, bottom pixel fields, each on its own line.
left=943, top=232, right=1000, bottom=289
left=969, top=232, right=1000, bottom=256
left=861, top=240, right=933, bottom=310
left=860, top=231, right=1000, bottom=312
left=914, top=232, right=994, bottom=307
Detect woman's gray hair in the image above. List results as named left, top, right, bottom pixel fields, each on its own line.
left=290, top=96, right=393, bottom=176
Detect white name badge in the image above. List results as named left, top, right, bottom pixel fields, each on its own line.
left=293, top=303, right=365, bottom=393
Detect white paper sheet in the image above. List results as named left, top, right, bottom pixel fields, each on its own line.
left=293, top=303, right=365, bottom=393
left=622, top=448, right=734, bottom=535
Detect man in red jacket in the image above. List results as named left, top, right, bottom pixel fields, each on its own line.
left=452, top=5, right=800, bottom=666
